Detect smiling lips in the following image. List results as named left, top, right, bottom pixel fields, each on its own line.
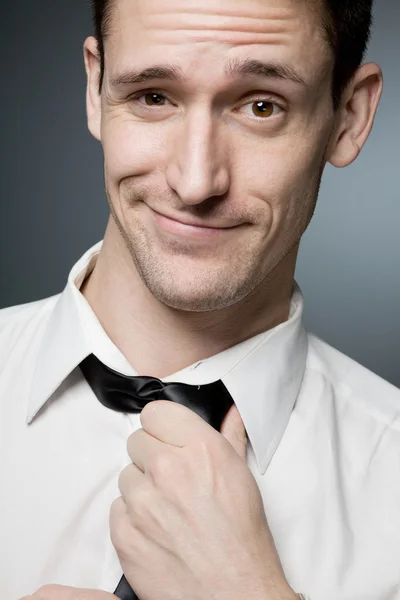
left=152, top=209, right=240, bottom=239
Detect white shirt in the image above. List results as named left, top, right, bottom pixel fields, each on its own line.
left=1, top=241, right=400, bottom=600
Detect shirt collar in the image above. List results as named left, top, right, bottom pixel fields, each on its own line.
left=27, top=241, right=308, bottom=475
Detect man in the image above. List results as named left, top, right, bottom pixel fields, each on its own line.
left=1, top=0, right=398, bottom=599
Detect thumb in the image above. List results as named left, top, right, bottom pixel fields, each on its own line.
left=220, top=404, right=248, bottom=460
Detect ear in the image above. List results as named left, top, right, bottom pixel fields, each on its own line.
left=83, top=36, right=102, bottom=142
left=327, top=63, right=383, bottom=168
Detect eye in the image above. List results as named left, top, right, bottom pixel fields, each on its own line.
left=130, top=91, right=170, bottom=107
left=239, top=99, right=283, bottom=119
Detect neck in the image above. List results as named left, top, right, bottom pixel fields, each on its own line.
left=81, top=218, right=298, bottom=378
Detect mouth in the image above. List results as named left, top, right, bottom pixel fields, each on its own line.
left=150, top=208, right=240, bottom=240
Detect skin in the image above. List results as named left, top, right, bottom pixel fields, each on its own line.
left=79, top=0, right=382, bottom=378
left=26, top=405, right=297, bottom=600
left=26, top=0, right=383, bottom=598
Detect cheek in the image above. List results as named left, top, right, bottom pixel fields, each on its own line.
left=102, top=118, right=165, bottom=181
left=239, top=135, right=326, bottom=249
left=102, top=107, right=328, bottom=218
left=243, top=136, right=322, bottom=207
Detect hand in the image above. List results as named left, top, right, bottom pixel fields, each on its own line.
left=110, top=401, right=297, bottom=600
left=20, top=584, right=117, bottom=599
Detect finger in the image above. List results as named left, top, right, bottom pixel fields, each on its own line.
left=220, top=404, right=248, bottom=460
left=110, top=495, right=129, bottom=534
left=140, top=400, right=220, bottom=447
left=126, top=428, right=168, bottom=472
left=118, top=462, right=145, bottom=502
left=28, top=585, right=117, bottom=599
left=109, top=495, right=133, bottom=555
left=30, top=584, right=76, bottom=599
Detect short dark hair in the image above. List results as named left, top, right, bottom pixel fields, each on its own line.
left=90, top=0, right=373, bottom=109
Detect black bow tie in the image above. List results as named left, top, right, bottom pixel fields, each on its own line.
left=79, top=353, right=235, bottom=600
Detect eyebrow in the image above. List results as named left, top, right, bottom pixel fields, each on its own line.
left=226, top=58, right=307, bottom=87
left=109, top=58, right=308, bottom=88
left=110, top=65, right=184, bottom=87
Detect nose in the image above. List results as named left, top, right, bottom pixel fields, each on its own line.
left=165, top=109, right=230, bottom=206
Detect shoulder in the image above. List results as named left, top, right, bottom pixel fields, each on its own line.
left=306, top=332, right=400, bottom=429
left=0, top=294, right=60, bottom=353
left=0, top=294, right=60, bottom=329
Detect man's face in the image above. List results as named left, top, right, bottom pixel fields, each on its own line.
left=96, top=0, right=335, bottom=311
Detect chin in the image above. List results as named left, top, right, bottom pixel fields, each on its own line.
left=141, top=270, right=256, bottom=313
left=122, top=223, right=263, bottom=311
left=154, top=292, right=231, bottom=313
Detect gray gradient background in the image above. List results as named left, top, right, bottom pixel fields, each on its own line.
left=0, top=1, right=399, bottom=387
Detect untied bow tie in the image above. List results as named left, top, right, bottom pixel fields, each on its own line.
left=80, top=353, right=235, bottom=600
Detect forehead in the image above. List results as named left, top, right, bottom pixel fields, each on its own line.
left=105, top=0, right=332, bottom=88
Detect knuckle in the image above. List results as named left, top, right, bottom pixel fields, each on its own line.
left=110, top=505, right=129, bottom=550
left=110, top=501, right=140, bottom=561
left=132, top=483, right=153, bottom=515
left=110, top=495, right=124, bottom=520
left=109, top=497, right=131, bottom=549
left=126, top=428, right=142, bottom=456
left=117, top=464, right=130, bottom=493
left=148, top=451, right=179, bottom=480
